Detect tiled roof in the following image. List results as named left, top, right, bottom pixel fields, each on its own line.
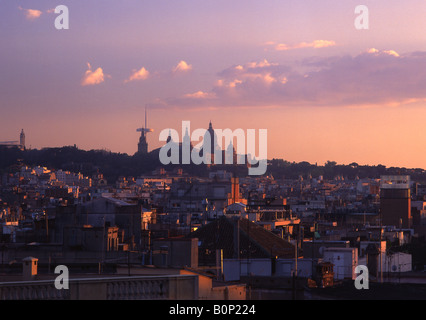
left=188, top=216, right=295, bottom=265
left=238, top=218, right=295, bottom=258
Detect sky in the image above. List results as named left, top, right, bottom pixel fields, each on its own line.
left=2, top=0, right=426, bottom=169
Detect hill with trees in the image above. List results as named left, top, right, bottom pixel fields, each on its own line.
left=1, top=146, right=426, bottom=183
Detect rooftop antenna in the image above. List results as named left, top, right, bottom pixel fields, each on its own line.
left=136, top=105, right=154, bottom=154
left=137, top=106, right=154, bottom=134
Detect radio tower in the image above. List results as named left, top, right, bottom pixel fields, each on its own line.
left=136, top=107, right=153, bottom=154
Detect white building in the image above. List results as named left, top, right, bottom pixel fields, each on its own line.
left=323, top=247, right=358, bottom=280
left=222, top=258, right=316, bottom=281
left=383, top=252, right=412, bottom=273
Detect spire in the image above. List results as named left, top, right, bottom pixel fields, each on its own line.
left=136, top=106, right=153, bottom=155
left=145, top=107, right=147, bottom=129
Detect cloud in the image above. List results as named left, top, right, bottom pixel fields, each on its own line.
left=218, top=59, right=285, bottom=80
left=120, top=61, right=192, bottom=84
left=125, top=67, right=150, bottom=83
left=184, top=91, right=216, bottom=99
left=18, top=6, right=42, bottom=20
left=159, top=49, right=426, bottom=109
left=216, top=59, right=289, bottom=90
left=81, top=63, right=108, bottom=86
left=173, top=60, right=192, bottom=73
left=268, top=40, right=336, bottom=51
left=367, top=48, right=400, bottom=58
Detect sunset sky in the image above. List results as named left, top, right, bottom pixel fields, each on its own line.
left=2, top=1, right=426, bottom=169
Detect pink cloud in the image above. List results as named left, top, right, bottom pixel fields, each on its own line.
left=125, top=67, right=150, bottom=83
left=367, top=48, right=400, bottom=58
left=173, top=60, right=192, bottom=73
left=81, top=63, right=109, bottom=86
left=184, top=91, right=216, bottom=99
left=19, top=6, right=42, bottom=20
left=268, top=40, right=336, bottom=51
left=159, top=49, right=426, bottom=109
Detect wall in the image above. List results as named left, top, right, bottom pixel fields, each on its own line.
left=383, top=252, right=412, bottom=273
left=223, top=258, right=316, bottom=281
left=323, top=248, right=358, bottom=280
left=0, top=275, right=199, bottom=300
left=152, top=238, right=198, bottom=268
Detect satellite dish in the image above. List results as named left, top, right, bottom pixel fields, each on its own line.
left=392, top=265, right=398, bottom=272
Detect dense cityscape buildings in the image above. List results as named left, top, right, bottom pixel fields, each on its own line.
left=1, top=125, right=426, bottom=301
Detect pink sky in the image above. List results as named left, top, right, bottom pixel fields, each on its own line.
left=2, top=1, right=426, bottom=169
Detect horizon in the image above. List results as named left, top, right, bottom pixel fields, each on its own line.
left=12, top=140, right=426, bottom=172
left=2, top=1, right=426, bottom=170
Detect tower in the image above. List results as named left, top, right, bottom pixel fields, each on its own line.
left=20, top=129, right=25, bottom=151
left=203, top=121, right=221, bottom=163
left=136, top=108, right=153, bottom=155
left=225, top=139, right=237, bottom=164
left=380, top=175, right=411, bottom=228
left=183, top=126, right=191, bottom=149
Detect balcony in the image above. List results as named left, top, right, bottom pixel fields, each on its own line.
left=0, top=274, right=198, bottom=300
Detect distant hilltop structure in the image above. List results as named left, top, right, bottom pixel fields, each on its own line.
left=20, top=129, right=25, bottom=150
left=163, top=121, right=240, bottom=166
left=136, top=108, right=153, bottom=155
left=0, top=129, right=25, bottom=151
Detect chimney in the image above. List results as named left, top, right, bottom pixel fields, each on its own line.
left=22, top=257, right=38, bottom=281
left=233, top=218, right=240, bottom=259
left=216, top=249, right=223, bottom=280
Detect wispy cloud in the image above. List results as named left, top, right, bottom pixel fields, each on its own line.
left=215, top=59, right=288, bottom=88
left=124, top=67, right=150, bottom=83
left=18, top=6, right=42, bottom=21
left=367, top=48, right=400, bottom=57
left=267, top=40, right=336, bottom=51
left=158, top=49, right=426, bottom=109
left=184, top=91, right=216, bottom=99
left=81, top=63, right=109, bottom=86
